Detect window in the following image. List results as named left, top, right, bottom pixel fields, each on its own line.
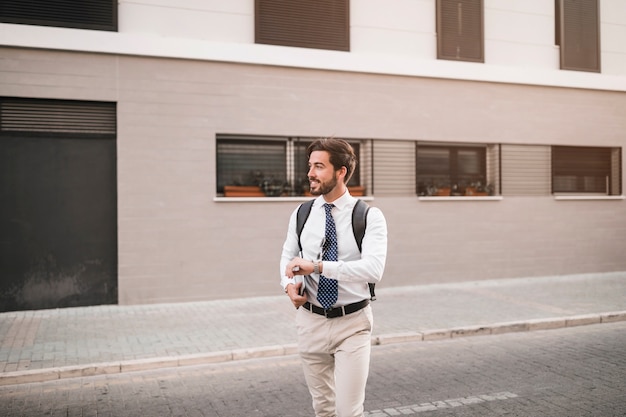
left=217, top=136, right=362, bottom=197
left=0, top=97, right=116, bottom=138
left=416, top=144, right=493, bottom=196
left=217, top=138, right=287, bottom=197
left=255, top=0, right=349, bottom=51
left=0, top=0, right=117, bottom=31
left=436, top=0, right=484, bottom=62
left=555, top=0, right=600, bottom=72
left=552, top=146, right=621, bottom=195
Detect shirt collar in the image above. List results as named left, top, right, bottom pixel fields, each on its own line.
left=314, top=189, right=354, bottom=211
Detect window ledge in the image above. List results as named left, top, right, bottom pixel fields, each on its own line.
left=554, top=195, right=625, bottom=201
left=418, top=196, right=503, bottom=202
left=214, top=196, right=375, bottom=203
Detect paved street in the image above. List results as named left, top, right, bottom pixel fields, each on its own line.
left=1, top=321, right=624, bottom=417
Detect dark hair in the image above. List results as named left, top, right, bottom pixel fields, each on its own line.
left=307, top=137, right=357, bottom=183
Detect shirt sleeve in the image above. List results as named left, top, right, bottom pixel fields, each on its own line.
left=321, top=206, right=387, bottom=284
left=279, top=207, right=300, bottom=291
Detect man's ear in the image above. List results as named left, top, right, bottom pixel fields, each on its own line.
left=338, top=166, right=348, bottom=182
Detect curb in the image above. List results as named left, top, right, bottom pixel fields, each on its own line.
left=1, top=311, right=625, bottom=387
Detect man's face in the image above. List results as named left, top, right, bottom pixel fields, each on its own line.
left=308, top=150, right=339, bottom=196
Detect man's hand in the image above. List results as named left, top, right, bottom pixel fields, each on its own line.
left=285, top=283, right=307, bottom=309
left=285, top=257, right=314, bottom=278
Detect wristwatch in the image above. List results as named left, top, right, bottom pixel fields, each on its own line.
left=313, top=260, right=320, bottom=275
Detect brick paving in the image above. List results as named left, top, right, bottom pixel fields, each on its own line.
left=0, top=272, right=625, bottom=385
left=2, top=322, right=624, bottom=417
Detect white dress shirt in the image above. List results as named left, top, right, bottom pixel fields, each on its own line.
left=280, top=191, right=388, bottom=307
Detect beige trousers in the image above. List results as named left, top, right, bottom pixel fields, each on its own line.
left=296, top=305, right=374, bottom=417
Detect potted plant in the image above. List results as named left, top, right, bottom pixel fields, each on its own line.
left=465, top=181, right=494, bottom=196
left=223, top=170, right=266, bottom=197
left=418, top=182, right=449, bottom=196
left=260, top=177, right=287, bottom=197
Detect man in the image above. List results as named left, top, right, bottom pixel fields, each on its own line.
left=280, top=137, right=388, bottom=417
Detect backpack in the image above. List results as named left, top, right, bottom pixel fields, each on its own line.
left=296, top=199, right=376, bottom=301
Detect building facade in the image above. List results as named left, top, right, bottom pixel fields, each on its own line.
left=1, top=0, right=625, bottom=311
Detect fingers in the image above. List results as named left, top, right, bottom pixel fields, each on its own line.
left=291, top=294, right=307, bottom=309
left=286, top=283, right=307, bottom=309
left=285, top=257, right=303, bottom=277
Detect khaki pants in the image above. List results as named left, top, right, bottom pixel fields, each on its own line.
left=296, top=305, right=373, bottom=417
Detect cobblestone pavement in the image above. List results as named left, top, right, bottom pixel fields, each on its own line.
left=1, top=321, right=624, bottom=416
left=0, top=272, right=625, bottom=386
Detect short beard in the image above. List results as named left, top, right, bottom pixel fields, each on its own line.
left=309, top=172, right=339, bottom=196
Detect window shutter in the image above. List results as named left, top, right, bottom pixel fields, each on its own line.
left=610, top=148, right=622, bottom=196
left=0, top=97, right=116, bottom=138
left=501, top=144, right=551, bottom=196
left=373, top=140, right=415, bottom=196
left=0, top=0, right=117, bottom=31
left=255, top=0, right=349, bottom=51
left=437, top=0, right=484, bottom=62
left=552, top=146, right=615, bottom=194
left=557, top=0, right=600, bottom=72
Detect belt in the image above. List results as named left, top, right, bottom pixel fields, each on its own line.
left=302, top=299, right=370, bottom=319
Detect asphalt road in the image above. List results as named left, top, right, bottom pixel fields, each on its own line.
left=1, top=322, right=625, bottom=417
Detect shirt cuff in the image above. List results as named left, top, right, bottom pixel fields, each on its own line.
left=282, top=278, right=296, bottom=292
left=320, top=261, right=338, bottom=279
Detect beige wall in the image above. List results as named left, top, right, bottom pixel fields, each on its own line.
left=1, top=47, right=625, bottom=304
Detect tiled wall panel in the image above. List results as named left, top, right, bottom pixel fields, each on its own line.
left=1, top=47, right=625, bottom=304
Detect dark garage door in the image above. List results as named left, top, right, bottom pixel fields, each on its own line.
left=0, top=98, right=117, bottom=312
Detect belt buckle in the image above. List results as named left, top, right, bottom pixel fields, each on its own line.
left=323, top=306, right=346, bottom=318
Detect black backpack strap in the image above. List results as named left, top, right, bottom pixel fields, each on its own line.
left=296, top=199, right=315, bottom=253
left=351, top=200, right=376, bottom=301
left=351, top=199, right=370, bottom=252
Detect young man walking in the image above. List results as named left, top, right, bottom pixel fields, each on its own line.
left=280, top=137, right=388, bottom=417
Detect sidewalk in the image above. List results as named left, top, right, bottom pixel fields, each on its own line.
left=1, top=272, right=625, bottom=386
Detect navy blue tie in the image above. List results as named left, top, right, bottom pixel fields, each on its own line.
left=317, top=203, right=338, bottom=309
